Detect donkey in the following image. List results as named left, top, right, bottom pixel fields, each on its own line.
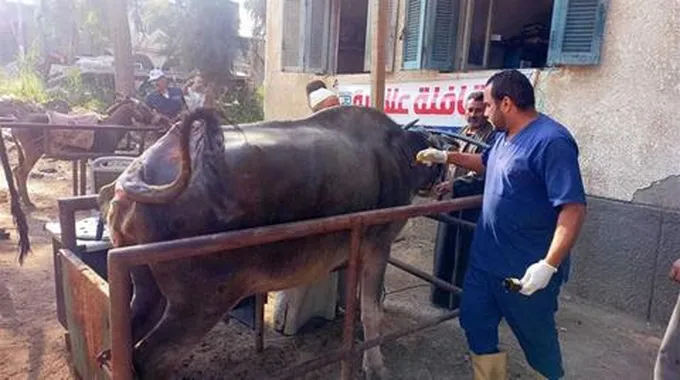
left=9, top=97, right=166, bottom=208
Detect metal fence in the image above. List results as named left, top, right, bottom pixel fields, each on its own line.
left=55, top=194, right=482, bottom=379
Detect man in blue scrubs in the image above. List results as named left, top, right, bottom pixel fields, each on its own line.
left=417, top=69, right=587, bottom=379
left=145, top=69, right=186, bottom=120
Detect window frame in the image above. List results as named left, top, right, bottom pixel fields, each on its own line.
left=280, top=0, right=333, bottom=74
left=402, top=0, right=608, bottom=71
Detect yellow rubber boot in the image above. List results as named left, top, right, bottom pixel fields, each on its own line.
left=471, top=352, right=508, bottom=380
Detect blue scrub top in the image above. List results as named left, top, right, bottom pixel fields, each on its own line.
left=470, top=114, right=586, bottom=282
left=145, top=87, right=185, bottom=119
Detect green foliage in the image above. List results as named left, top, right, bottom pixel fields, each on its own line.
left=47, top=68, right=114, bottom=112
left=40, top=0, right=110, bottom=57
left=219, top=86, right=264, bottom=124
left=0, top=47, right=49, bottom=104
left=0, top=45, right=112, bottom=113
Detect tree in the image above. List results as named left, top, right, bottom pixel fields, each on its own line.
left=243, top=0, right=266, bottom=38
left=37, top=0, right=111, bottom=61
left=180, top=0, right=242, bottom=86
left=106, top=0, right=134, bottom=95
left=139, top=0, right=243, bottom=85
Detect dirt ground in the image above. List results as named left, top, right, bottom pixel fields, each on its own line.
left=0, top=153, right=668, bottom=380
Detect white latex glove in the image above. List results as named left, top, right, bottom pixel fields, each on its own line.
left=519, top=260, right=557, bottom=296
left=670, top=259, right=680, bottom=283
left=416, top=148, right=448, bottom=166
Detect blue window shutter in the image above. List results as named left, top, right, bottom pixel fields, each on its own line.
left=423, top=0, right=458, bottom=71
left=402, top=0, right=427, bottom=70
left=547, top=0, right=608, bottom=66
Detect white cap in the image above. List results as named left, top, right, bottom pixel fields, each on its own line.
left=308, top=88, right=337, bottom=110
left=148, top=69, right=165, bottom=82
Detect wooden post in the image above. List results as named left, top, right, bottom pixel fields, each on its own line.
left=79, top=160, right=87, bottom=195
left=72, top=161, right=78, bottom=196
left=482, top=0, right=495, bottom=68
left=370, top=0, right=388, bottom=111
left=459, top=0, right=475, bottom=72
left=106, top=0, right=134, bottom=96
left=254, top=293, right=265, bottom=353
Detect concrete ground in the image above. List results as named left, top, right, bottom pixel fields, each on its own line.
left=0, top=156, right=667, bottom=380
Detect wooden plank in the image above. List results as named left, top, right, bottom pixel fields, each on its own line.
left=59, top=249, right=111, bottom=380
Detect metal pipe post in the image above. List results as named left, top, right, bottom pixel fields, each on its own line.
left=388, top=257, right=462, bottom=294
left=427, top=213, right=477, bottom=229
left=108, top=258, right=133, bottom=380
left=341, top=222, right=363, bottom=380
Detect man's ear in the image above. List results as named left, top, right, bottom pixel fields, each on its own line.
left=500, top=96, right=513, bottom=112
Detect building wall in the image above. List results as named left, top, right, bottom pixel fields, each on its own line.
left=266, top=0, right=680, bottom=205
left=535, top=2, right=680, bottom=205
left=264, top=1, right=680, bottom=321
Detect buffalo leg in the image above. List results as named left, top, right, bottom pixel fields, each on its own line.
left=13, top=144, right=40, bottom=209
left=134, top=285, right=243, bottom=379
left=360, top=246, right=390, bottom=380
left=130, top=266, right=165, bottom=345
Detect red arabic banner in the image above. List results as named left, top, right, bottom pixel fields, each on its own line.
left=337, top=70, right=535, bottom=127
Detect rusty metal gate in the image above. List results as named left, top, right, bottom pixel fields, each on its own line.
left=54, top=194, right=482, bottom=379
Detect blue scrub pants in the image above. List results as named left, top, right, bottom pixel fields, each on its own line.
left=460, top=266, right=564, bottom=379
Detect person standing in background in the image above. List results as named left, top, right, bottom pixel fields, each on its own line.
left=272, top=80, right=342, bottom=336
left=183, top=73, right=216, bottom=111
left=306, top=80, right=340, bottom=112
left=431, top=91, right=498, bottom=311
left=145, top=69, right=185, bottom=120
left=655, top=258, right=680, bottom=379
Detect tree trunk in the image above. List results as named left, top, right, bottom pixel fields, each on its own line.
left=107, top=0, right=134, bottom=96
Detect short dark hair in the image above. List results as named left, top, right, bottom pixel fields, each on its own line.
left=306, top=80, right=327, bottom=96
left=466, top=91, right=484, bottom=102
left=485, top=70, right=535, bottom=110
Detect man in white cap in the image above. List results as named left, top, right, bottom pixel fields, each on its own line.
left=306, top=80, right=340, bottom=112
left=272, top=80, right=342, bottom=336
left=145, top=69, right=186, bottom=120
